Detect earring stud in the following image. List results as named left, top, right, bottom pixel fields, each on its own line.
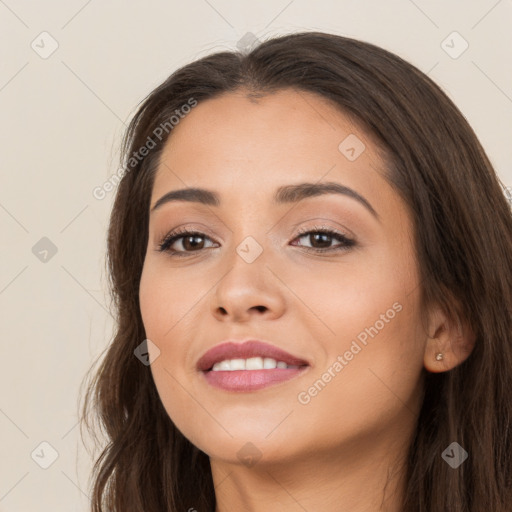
left=435, top=353, right=444, bottom=361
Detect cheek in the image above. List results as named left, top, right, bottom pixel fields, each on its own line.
left=139, top=263, right=209, bottom=437
left=297, top=248, right=424, bottom=429
left=139, top=263, right=201, bottom=339
left=284, top=254, right=405, bottom=346
left=295, top=300, right=424, bottom=447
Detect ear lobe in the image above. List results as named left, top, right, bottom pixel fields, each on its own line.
left=423, top=304, right=476, bottom=373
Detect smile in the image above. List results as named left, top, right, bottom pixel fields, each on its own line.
left=211, top=357, right=301, bottom=371
left=197, top=339, right=310, bottom=391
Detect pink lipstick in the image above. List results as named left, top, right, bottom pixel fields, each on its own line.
left=197, top=339, right=310, bottom=392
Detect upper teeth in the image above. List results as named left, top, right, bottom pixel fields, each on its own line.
left=211, top=357, right=298, bottom=371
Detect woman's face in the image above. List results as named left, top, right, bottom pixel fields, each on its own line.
left=139, top=88, right=427, bottom=467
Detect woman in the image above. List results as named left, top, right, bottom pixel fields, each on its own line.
left=81, top=31, right=512, bottom=511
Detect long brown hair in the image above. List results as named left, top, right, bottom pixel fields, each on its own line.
left=80, top=31, right=512, bottom=511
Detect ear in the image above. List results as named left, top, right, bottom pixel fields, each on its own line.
left=423, top=302, right=476, bottom=373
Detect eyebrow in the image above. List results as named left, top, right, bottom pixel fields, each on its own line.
left=150, top=181, right=379, bottom=220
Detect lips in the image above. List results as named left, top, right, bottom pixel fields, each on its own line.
left=196, top=339, right=310, bottom=372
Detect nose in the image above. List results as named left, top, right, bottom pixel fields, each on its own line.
left=210, top=243, right=286, bottom=323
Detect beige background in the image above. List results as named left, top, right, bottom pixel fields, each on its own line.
left=0, top=0, right=511, bottom=510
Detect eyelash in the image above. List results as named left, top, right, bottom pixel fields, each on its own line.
left=157, top=225, right=356, bottom=258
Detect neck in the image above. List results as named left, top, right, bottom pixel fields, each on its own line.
left=210, top=427, right=411, bottom=512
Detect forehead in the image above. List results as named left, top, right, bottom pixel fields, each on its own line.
left=152, top=88, right=387, bottom=205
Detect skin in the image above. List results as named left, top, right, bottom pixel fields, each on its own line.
left=139, top=88, right=475, bottom=512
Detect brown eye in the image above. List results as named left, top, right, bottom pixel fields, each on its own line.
left=158, top=231, right=217, bottom=255
left=299, top=232, right=334, bottom=249
left=291, top=228, right=356, bottom=253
